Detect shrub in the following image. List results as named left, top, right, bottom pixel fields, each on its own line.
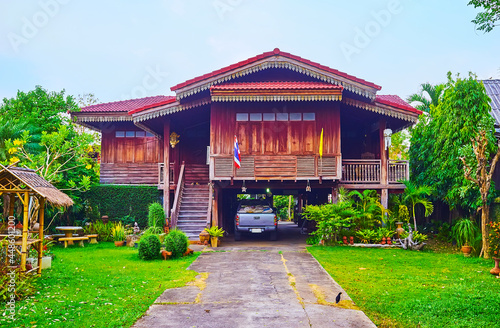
left=148, top=203, right=165, bottom=228
left=111, top=222, right=126, bottom=242
left=83, top=185, right=161, bottom=228
left=0, top=267, right=37, bottom=303
left=165, top=228, right=188, bottom=259
left=93, top=221, right=114, bottom=242
left=138, top=234, right=161, bottom=260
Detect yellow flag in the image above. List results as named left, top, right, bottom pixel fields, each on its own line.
left=319, top=128, right=324, bottom=158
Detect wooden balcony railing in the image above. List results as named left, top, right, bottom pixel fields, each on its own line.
left=209, top=154, right=341, bottom=180
left=341, top=159, right=381, bottom=183
left=388, top=160, right=409, bottom=183
left=207, top=156, right=409, bottom=185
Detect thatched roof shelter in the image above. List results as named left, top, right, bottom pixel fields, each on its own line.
left=0, top=164, right=73, bottom=275
left=0, top=165, right=73, bottom=207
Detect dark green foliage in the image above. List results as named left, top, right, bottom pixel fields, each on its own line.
left=138, top=234, right=161, bottom=260
left=273, top=195, right=292, bottom=220
left=84, top=185, right=161, bottom=228
left=148, top=203, right=165, bottom=228
left=468, top=0, right=500, bottom=32
left=409, top=73, right=494, bottom=213
left=165, top=228, right=188, bottom=259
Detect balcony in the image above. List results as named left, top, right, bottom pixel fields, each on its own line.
left=161, top=157, right=408, bottom=188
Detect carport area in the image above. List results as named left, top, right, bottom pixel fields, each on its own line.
left=214, top=182, right=335, bottom=244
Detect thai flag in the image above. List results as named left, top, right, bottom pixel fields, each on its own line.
left=234, top=135, right=241, bottom=169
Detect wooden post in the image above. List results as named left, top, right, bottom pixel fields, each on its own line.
left=20, top=192, right=29, bottom=272
left=379, top=119, right=388, bottom=185
left=37, top=198, right=45, bottom=275
left=331, top=187, right=338, bottom=204
left=212, top=185, right=219, bottom=227
left=9, top=193, right=15, bottom=218
left=381, top=189, right=388, bottom=211
left=163, top=119, right=170, bottom=220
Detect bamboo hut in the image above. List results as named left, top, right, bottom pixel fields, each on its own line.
left=0, top=164, right=73, bottom=275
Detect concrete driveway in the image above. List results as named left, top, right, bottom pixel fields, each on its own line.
left=133, top=228, right=376, bottom=328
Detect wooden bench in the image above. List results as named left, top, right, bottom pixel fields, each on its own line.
left=59, top=236, right=89, bottom=248
left=86, top=234, right=98, bottom=244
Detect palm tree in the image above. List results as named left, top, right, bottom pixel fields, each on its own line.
left=407, top=83, right=445, bottom=113
left=401, top=180, right=434, bottom=231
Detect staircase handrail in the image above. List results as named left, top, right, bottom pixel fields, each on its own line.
left=170, top=161, right=185, bottom=227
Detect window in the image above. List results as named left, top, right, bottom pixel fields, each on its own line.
left=135, top=131, right=146, bottom=137
left=146, top=132, right=154, bottom=137
left=250, top=113, right=262, bottom=121
left=236, top=113, right=248, bottom=121
left=303, top=113, right=316, bottom=121
left=115, top=131, right=125, bottom=138
left=290, top=113, right=302, bottom=121
left=263, top=113, right=275, bottom=121
left=276, top=113, right=289, bottom=121
left=125, top=131, right=135, bottom=137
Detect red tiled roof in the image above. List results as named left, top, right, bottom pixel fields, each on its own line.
left=171, top=48, right=381, bottom=91
left=376, top=95, right=422, bottom=114
left=79, top=95, right=176, bottom=113
left=210, top=81, right=344, bottom=91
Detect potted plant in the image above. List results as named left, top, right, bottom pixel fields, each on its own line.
left=112, top=222, right=126, bottom=247
left=205, top=226, right=225, bottom=247
left=488, top=221, right=500, bottom=275
left=451, top=218, right=478, bottom=257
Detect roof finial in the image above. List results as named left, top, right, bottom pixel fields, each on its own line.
left=273, top=48, right=280, bottom=54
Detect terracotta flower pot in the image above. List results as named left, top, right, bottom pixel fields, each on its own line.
left=490, top=257, right=500, bottom=276
left=461, top=245, right=473, bottom=257
left=387, top=238, right=392, bottom=245
left=395, top=222, right=404, bottom=239
left=349, top=236, right=354, bottom=245
left=381, top=237, right=386, bottom=245
left=114, top=241, right=124, bottom=247
left=342, top=236, right=348, bottom=245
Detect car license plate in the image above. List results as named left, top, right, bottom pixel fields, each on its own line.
left=250, top=228, right=262, bottom=233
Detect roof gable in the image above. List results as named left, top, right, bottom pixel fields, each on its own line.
left=171, top=48, right=381, bottom=101
left=484, top=79, right=500, bottom=126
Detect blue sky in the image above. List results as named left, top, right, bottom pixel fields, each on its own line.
left=0, top=0, right=499, bottom=104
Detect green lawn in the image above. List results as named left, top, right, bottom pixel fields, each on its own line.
left=3, top=242, right=199, bottom=328
left=308, top=246, right=500, bottom=328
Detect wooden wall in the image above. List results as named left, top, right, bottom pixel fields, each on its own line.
left=100, top=125, right=161, bottom=185
left=210, top=102, right=341, bottom=157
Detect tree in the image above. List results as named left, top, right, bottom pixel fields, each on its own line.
left=401, top=180, right=434, bottom=231
left=468, top=0, right=500, bottom=32
left=407, top=82, right=445, bottom=113
left=460, top=127, right=500, bottom=258
left=409, top=73, right=493, bottom=213
left=1, top=86, right=99, bottom=197
left=389, top=129, right=410, bottom=160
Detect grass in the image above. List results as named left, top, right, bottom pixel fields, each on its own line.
left=3, top=242, right=199, bottom=328
left=308, top=246, right=500, bottom=328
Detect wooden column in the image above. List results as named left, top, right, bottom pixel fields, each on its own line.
left=212, top=185, right=219, bottom=227
left=331, top=187, right=338, bottom=204
left=163, top=119, right=170, bottom=220
left=9, top=193, right=15, bottom=218
left=379, top=119, right=389, bottom=211
left=37, top=198, right=45, bottom=275
left=20, top=192, right=29, bottom=272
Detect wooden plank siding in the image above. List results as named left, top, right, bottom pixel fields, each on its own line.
left=210, top=102, right=341, bottom=181
left=100, top=128, right=161, bottom=185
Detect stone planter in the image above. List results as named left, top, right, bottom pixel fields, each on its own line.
left=395, top=222, right=405, bottom=238
left=460, top=245, right=473, bottom=257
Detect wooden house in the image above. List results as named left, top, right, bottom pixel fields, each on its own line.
left=72, top=49, right=421, bottom=238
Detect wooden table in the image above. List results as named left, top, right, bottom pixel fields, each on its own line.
left=55, top=226, right=83, bottom=245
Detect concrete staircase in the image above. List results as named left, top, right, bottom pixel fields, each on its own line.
left=175, top=164, right=210, bottom=240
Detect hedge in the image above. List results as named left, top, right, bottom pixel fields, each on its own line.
left=84, top=185, right=162, bottom=228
